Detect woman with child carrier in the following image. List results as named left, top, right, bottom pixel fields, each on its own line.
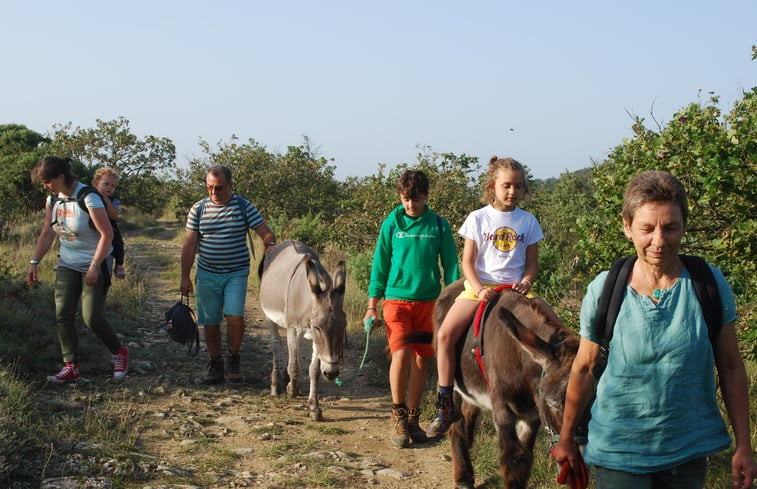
left=26, top=156, right=129, bottom=383
left=552, top=170, right=755, bottom=489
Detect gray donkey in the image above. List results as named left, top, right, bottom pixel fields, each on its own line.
left=258, top=240, right=346, bottom=421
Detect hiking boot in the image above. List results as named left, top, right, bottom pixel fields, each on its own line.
left=226, top=351, right=241, bottom=383
left=47, top=363, right=80, bottom=384
left=112, top=345, right=129, bottom=380
left=390, top=406, right=410, bottom=448
left=426, top=392, right=457, bottom=438
left=203, top=356, right=225, bottom=385
left=407, top=407, right=427, bottom=443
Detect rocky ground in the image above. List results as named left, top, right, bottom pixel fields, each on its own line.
left=37, top=224, right=463, bottom=489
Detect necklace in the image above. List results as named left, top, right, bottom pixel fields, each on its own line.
left=638, top=260, right=681, bottom=300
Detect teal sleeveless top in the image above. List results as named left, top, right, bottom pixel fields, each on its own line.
left=579, top=264, right=736, bottom=473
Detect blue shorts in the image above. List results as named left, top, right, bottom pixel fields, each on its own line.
left=195, top=267, right=249, bottom=325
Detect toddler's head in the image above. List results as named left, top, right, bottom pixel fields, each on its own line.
left=93, top=167, right=120, bottom=197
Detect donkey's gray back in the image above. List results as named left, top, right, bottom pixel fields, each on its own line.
left=259, top=240, right=323, bottom=329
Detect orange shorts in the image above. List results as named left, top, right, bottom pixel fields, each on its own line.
left=382, top=300, right=435, bottom=357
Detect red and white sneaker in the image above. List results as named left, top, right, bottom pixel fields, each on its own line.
left=112, top=345, right=129, bottom=380
left=47, top=363, right=80, bottom=384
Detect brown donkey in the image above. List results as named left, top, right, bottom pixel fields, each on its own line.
left=433, top=279, right=583, bottom=489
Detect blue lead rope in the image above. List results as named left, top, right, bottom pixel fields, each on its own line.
left=335, top=317, right=374, bottom=386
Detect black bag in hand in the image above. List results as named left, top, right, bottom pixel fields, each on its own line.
left=160, top=295, right=200, bottom=355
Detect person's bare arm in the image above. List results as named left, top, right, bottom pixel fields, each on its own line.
left=87, top=207, right=114, bottom=286
left=254, top=222, right=277, bottom=254
left=180, top=230, right=199, bottom=295
left=27, top=202, right=56, bottom=287
left=714, top=322, right=757, bottom=489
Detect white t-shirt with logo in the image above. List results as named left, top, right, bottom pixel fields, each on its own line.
left=458, top=205, right=543, bottom=284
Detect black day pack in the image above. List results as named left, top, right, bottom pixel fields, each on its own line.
left=158, top=295, right=200, bottom=356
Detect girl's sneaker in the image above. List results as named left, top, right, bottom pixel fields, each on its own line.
left=47, top=363, right=80, bottom=384
left=112, top=345, right=129, bottom=379
left=115, top=265, right=126, bottom=279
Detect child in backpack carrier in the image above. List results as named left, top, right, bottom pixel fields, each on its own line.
left=93, top=167, right=126, bottom=279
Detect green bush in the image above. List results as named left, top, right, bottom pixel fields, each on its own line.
left=346, top=250, right=374, bottom=294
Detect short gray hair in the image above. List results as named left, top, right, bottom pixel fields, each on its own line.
left=622, top=170, right=688, bottom=225
left=207, top=165, right=232, bottom=183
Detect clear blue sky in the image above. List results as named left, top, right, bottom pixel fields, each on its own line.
left=2, top=1, right=755, bottom=180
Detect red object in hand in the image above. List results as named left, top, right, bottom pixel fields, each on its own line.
left=556, top=447, right=588, bottom=489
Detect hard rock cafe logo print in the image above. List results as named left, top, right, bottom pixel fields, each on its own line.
left=485, top=227, right=523, bottom=252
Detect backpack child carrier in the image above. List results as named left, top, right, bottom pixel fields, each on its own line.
left=49, top=185, right=108, bottom=231
left=158, top=295, right=200, bottom=356
left=592, top=254, right=722, bottom=379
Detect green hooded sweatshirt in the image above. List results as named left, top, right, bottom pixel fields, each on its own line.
left=368, top=204, right=459, bottom=301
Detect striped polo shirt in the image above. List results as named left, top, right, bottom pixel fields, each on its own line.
left=186, top=195, right=264, bottom=274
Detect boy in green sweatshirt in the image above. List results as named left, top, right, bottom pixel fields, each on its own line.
left=364, top=170, right=460, bottom=448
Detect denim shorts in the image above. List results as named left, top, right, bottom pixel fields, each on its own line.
left=593, top=457, right=707, bottom=489
left=195, top=267, right=249, bottom=325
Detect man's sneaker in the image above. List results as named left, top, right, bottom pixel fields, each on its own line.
left=47, top=363, right=80, bottom=384
left=407, top=407, right=428, bottom=443
left=390, top=406, right=410, bottom=448
left=226, top=351, right=241, bottom=383
left=426, top=392, right=457, bottom=438
left=203, top=356, right=225, bottom=385
left=112, top=345, right=129, bottom=380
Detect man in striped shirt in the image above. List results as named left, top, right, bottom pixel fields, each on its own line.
left=181, top=165, right=277, bottom=384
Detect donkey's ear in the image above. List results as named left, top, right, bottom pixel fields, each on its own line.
left=333, top=261, right=346, bottom=294
left=499, top=308, right=554, bottom=368
left=306, top=258, right=331, bottom=294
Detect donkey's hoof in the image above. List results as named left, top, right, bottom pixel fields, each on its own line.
left=455, top=480, right=475, bottom=489
left=310, top=408, right=323, bottom=422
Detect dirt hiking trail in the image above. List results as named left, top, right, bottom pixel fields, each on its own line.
left=99, top=223, right=457, bottom=488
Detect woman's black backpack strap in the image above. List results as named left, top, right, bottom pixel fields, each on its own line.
left=679, top=254, right=722, bottom=346
left=592, top=256, right=635, bottom=379
left=593, top=254, right=722, bottom=380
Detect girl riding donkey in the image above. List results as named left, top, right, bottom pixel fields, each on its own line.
left=427, top=156, right=543, bottom=437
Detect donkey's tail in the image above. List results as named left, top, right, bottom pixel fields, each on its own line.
left=399, top=331, right=433, bottom=345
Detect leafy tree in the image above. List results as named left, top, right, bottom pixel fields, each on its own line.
left=262, top=137, right=342, bottom=222
left=412, top=145, right=481, bottom=244
left=186, top=136, right=343, bottom=249
left=44, top=117, right=176, bottom=212
left=182, top=136, right=276, bottom=219
left=529, top=170, right=596, bottom=311
left=580, top=89, right=757, bottom=301
left=331, top=146, right=480, bottom=254
left=0, top=124, right=49, bottom=222
left=331, top=167, right=398, bottom=252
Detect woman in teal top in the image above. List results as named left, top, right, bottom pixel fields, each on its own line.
left=553, top=171, right=756, bottom=489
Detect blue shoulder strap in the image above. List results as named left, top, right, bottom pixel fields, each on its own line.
left=234, top=194, right=255, bottom=259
